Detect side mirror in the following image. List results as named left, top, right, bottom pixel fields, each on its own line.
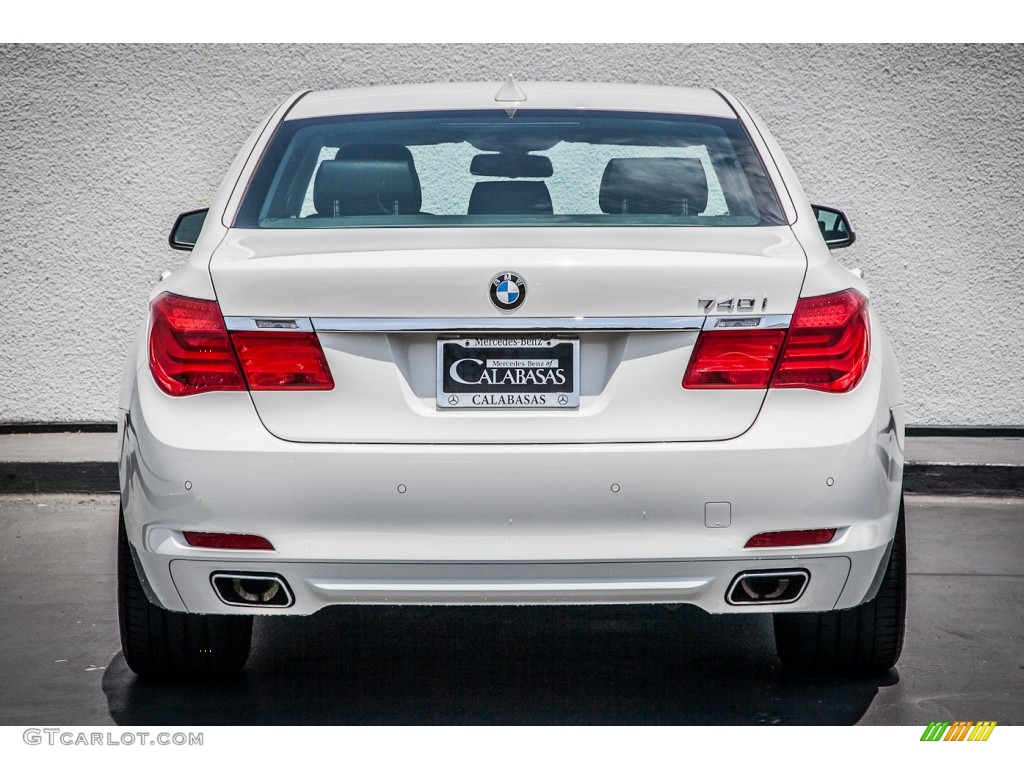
left=811, top=204, right=856, bottom=249
left=168, top=208, right=209, bottom=250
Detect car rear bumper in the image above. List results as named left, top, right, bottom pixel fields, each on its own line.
left=120, top=360, right=904, bottom=615
left=161, top=555, right=859, bottom=614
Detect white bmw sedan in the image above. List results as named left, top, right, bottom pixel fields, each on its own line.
left=117, top=81, right=906, bottom=679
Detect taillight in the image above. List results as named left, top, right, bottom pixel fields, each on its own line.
left=149, top=292, right=333, bottom=395
left=682, top=289, right=870, bottom=394
left=682, top=330, right=787, bottom=389
left=229, top=331, right=334, bottom=390
left=772, top=289, right=870, bottom=393
left=149, top=293, right=245, bottom=396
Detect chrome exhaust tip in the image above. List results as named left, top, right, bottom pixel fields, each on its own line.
left=726, top=569, right=809, bottom=605
left=211, top=572, right=293, bottom=608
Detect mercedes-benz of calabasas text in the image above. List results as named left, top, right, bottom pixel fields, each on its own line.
left=117, top=81, right=906, bottom=678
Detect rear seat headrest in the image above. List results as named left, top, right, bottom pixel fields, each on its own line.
left=599, top=157, right=709, bottom=216
left=313, top=144, right=422, bottom=216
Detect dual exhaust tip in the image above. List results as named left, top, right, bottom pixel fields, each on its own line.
left=212, top=572, right=293, bottom=608
left=726, top=569, right=809, bottom=605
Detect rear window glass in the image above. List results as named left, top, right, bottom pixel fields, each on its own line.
left=235, top=110, right=785, bottom=229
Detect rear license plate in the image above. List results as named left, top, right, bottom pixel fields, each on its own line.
left=437, top=337, right=580, bottom=409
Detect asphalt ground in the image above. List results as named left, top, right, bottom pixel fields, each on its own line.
left=0, top=492, right=1021, bottom=726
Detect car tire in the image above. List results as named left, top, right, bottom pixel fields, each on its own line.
left=118, top=509, right=252, bottom=678
left=772, top=494, right=907, bottom=677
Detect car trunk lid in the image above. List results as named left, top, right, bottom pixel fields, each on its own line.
left=210, top=227, right=806, bottom=443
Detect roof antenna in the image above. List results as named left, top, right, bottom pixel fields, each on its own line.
left=494, top=75, right=526, bottom=118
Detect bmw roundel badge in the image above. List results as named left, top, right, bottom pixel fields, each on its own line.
left=489, top=272, right=527, bottom=311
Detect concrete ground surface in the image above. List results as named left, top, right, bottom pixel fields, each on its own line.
left=0, top=492, right=1021, bottom=726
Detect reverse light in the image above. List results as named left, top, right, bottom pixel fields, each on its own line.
left=745, top=528, right=838, bottom=548
left=149, top=292, right=333, bottom=395
left=183, top=532, right=275, bottom=550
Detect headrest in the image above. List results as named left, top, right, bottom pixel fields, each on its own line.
left=313, top=144, right=421, bottom=216
left=599, top=158, right=708, bottom=216
left=468, top=181, right=554, bottom=215
left=470, top=153, right=554, bottom=178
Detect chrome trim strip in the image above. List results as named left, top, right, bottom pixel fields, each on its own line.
left=224, top=317, right=314, bottom=332
left=702, top=314, right=791, bottom=331
left=311, top=316, right=707, bottom=333
left=225, top=315, right=792, bottom=333
left=309, top=577, right=711, bottom=593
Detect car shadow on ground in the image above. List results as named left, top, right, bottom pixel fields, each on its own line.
left=102, top=604, right=897, bottom=725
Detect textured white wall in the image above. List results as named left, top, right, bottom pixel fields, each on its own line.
left=0, top=44, right=1021, bottom=426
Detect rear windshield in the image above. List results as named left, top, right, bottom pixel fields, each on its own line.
left=235, top=110, right=785, bottom=229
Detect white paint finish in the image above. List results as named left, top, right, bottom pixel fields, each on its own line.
left=121, top=349, right=900, bottom=557
left=164, top=556, right=858, bottom=612
left=287, top=81, right=736, bottom=120
left=704, top=501, right=731, bottom=528
left=207, top=224, right=805, bottom=443
left=121, top=351, right=897, bottom=610
left=248, top=330, right=772, bottom=443
left=0, top=430, right=1001, bottom=466
left=0, top=44, right=1020, bottom=426
left=209, top=227, right=805, bottom=317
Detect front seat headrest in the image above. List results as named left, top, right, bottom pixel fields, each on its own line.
left=313, top=143, right=422, bottom=216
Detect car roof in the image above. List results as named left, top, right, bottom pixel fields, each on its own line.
left=286, top=81, right=737, bottom=121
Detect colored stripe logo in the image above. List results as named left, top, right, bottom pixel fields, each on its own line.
left=920, top=721, right=997, bottom=741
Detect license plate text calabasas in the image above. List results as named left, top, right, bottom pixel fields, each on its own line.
left=437, top=337, right=580, bottom=409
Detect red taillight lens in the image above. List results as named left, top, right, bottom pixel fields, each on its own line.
left=183, top=531, right=274, bottom=550
left=149, top=293, right=245, bottom=396
left=149, top=293, right=334, bottom=395
left=229, top=332, right=334, bottom=391
left=682, top=289, right=870, bottom=393
left=682, top=330, right=787, bottom=389
left=745, top=528, right=837, bottom=547
left=772, top=289, right=870, bottom=393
